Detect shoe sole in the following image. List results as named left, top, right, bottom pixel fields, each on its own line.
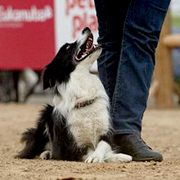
left=133, top=156, right=163, bottom=162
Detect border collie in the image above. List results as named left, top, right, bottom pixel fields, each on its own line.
left=17, top=27, right=132, bottom=163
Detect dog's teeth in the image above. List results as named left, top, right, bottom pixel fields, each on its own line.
left=77, top=49, right=81, bottom=55
left=81, top=54, right=86, bottom=59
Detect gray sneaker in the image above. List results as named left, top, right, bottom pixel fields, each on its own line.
left=114, top=134, right=163, bottom=162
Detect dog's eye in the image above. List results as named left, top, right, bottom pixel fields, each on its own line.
left=65, top=44, right=71, bottom=50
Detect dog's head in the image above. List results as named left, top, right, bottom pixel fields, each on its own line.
left=42, top=27, right=102, bottom=90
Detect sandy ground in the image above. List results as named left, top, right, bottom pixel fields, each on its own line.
left=0, top=103, right=180, bottom=180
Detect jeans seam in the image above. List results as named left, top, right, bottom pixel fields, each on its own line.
left=103, top=51, right=111, bottom=95
left=111, top=0, right=133, bottom=121
left=114, top=129, right=140, bottom=136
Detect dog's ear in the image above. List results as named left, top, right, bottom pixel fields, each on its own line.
left=42, top=66, right=56, bottom=90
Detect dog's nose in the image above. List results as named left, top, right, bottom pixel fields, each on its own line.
left=82, top=27, right=91, bottom=34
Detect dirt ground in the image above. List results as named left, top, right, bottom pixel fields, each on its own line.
left=0, top=103, right=180, bottom=180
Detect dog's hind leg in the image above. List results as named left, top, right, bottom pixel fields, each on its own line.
left=16, top=105, right=53, bottom=159
left=16, top=128, right=41, bottom=159
left=40, top=150, right=52, bottom=160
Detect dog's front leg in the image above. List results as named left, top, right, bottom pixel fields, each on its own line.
left=85, top=140, right=111, bottom=163
left=51, top=125, right=63, bottom=160
left=52, top=140, right=63, bottom=160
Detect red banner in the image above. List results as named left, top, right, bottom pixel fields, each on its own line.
left=0, top=0, right=55, bottom=70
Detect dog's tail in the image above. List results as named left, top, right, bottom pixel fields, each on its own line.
left=16, top=105, right=53, bottom=159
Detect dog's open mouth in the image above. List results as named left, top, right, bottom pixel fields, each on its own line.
left=75, top=33, right=100, bottom=62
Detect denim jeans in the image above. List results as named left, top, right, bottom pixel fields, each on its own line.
left=94, top=0, right=171, bottom=135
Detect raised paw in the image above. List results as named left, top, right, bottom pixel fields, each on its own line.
left=40, top=150, right=52, bottom=160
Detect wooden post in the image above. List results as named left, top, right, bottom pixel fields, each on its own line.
left=163, top=34, right=180, bottom=48
left=154, top=11, right=174, bottom=108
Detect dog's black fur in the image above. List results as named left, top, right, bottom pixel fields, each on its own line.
left=43, top=42, right=76, bottom=89
left=19, top=104, right=90, bottom=161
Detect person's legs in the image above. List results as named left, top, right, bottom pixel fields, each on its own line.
left=111, top=0, right=171, bottom=135
left=112, top=0, right=171, bottom=161
left=94, top=0, right=171, bottom=161
left=94, top=0, right=131, bottom=102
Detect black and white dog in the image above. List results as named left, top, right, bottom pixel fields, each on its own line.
left=17, top=27, right=132, bottom=163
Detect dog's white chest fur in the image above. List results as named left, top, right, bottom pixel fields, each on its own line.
left=53, top=64, right=111, bottom=148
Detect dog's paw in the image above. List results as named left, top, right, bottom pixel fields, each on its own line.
left=115, top=153, right=132, bottom=162
left=85, top=152, right=104, bottom=163
left=105, top=153, right=132, bottom=163
left=40, top=150, right=52, bottom=160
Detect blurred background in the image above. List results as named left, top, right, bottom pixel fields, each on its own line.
left=0, top=0, right=180, bottom=108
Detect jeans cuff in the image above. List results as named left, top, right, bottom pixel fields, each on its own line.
left=113, top=129, right=141, bottom=136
